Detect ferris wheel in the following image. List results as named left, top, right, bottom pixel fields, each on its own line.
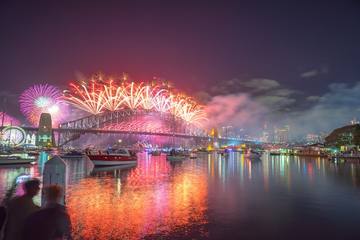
left=1, top=126, right=26, bottom=146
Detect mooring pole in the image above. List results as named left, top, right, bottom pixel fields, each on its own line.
left=41, top=155, right=67, bottom=206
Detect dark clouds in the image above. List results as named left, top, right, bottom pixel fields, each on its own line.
left=204, top=78, right=360, bottom=138
left=290, top=82, right=360, bottom=137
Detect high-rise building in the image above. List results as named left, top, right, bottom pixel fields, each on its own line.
left=260, top=122, right=269, bottom=142
left=36, top=113, right=54, bottom=147
left=220, top=126, right=234, bottom=138
left=274, top=125, right=289, bottom=143
left=260, top=131, right=269, bottom=142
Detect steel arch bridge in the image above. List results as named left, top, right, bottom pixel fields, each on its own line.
left=57, top=109, right=209, bottom=146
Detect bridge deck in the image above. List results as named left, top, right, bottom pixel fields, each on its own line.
left=1, top=126, right=244, bottom=141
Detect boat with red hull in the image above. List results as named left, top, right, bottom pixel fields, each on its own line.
left=86, top=148, right=137, bottom=166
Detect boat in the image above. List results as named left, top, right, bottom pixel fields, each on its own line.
left=269, top=151, right=281, bottom=156
left=245, top=150, right=262, bottom=160
left=0, top=155, right=36, bottom=165
left=189, top=153, right=197, bottom=159
left=150, top=150, right=161, bottom=156
left=328, top=152, right=360, bottom=163
left=328, top=156, right=347, bottom=163
left=166, top=149, right=187, bottom=161
left=60, top=150, right=84, bottom=158
left=166, top=155, right=186, bottom=161
left=27, top=151, right=40, bottom=157
left=86, top=148, right=137, bottom=166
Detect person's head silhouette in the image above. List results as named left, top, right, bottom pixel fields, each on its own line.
left=23, top=178, right=41, bottom=197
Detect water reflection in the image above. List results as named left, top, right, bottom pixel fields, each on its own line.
left=0, top=153, right=93, bottom=203
left=1, top=153, right=360, bottom=239
left=67, top=154, right=208, bottom=239
left=0, top=165, right=38, bottom=197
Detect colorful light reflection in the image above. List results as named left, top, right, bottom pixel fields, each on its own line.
left=66, top=155, right=208, bottom=239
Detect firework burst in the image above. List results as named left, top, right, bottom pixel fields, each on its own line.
left=64, top=80, right=104, bottom=114
left=102, top=80, right=125, bottom=111
left=63, top=74, right=207, bottom=126
left=19, top=84, right=67, bottom=126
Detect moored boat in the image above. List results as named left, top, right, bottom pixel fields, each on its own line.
left=245, top=150, right=262, bottom=160
left=269, top=151, right=281, bottom=156
left=86, top=148, right=137, bottom=166
left=166, top=155, right=186, bottom=161
left=60, top=150, right=84, bottom=158
left=189, top=153, right=197, bottom=159
left=166, top=149, right=187, bottom=161
left=150, top=150, right=161, bottom=156
left=0, top=155, right=36, bottom=165
left=27, top=151, right=40, bottom=157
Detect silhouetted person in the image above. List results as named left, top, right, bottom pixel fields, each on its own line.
left=3, top=179, right=41, bottom=240
left=22, top=185, right=72, bottom=240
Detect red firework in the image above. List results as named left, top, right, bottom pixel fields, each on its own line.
left=63, top=74, right=207, bottom=126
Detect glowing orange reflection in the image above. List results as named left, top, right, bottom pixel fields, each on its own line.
left=67, top=156, right=208, bottom=239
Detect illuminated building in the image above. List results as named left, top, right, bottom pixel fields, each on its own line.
left=274, top=125, right=289, bottom=143
left=260, top=131, right=269, bottom=142
left=260, top=123, right=270, bottom=142
left=36, top=113, right=54, bottom=147
left=220, top=126, right=234, bottom=138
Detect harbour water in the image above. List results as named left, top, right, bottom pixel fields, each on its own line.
left=1, top=152, right=360, bottom=239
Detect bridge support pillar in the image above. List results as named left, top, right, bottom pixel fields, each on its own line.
left=36, top=113, right=54, bottom=147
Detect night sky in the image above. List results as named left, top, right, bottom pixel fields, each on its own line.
left=1, top=0, right=360, bottom=134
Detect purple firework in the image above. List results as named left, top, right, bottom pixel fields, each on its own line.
left=19, top=84, right=66, bottom=126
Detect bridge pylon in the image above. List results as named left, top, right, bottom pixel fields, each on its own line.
left=206, top=128, right=219, bottom=150
left=36, top=113, right=54, bottom=147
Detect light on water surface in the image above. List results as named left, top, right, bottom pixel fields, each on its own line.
left=1, top=153, right=360, bottom=239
